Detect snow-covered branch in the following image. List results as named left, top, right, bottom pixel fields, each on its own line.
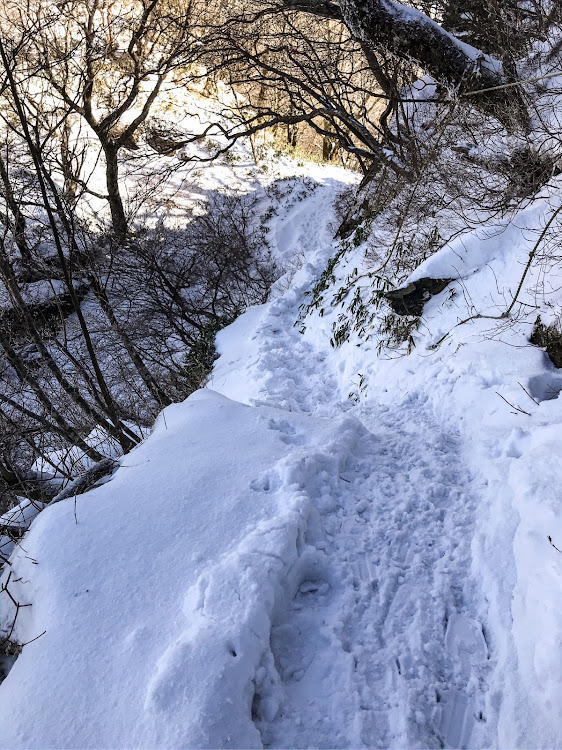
left=297, top=0, right=505, bottom=93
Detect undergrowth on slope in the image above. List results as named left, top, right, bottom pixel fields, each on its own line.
left=297, top=227, right=428, bottom=355
left=0, top=637, right=22, bottom=684
left=178, top=315, right=238, bottom=393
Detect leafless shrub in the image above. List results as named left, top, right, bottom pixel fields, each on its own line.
left=1, top=185, right=276, bottom=511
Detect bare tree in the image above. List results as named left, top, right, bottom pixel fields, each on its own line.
left=0, top=0, right=206, bottom=239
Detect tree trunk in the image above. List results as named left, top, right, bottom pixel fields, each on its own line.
left=0, top=331, right=106, bottom=463
left=88, top=273, right=173, bottom=409
left=293, top=0, right=507, bottom=98
left=287, top=123, right=298, bottom=147
left=103, top=144, right=128, bottom=240
left=0, top=152, right=31, bottom=264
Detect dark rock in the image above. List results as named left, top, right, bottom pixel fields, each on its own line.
left=145, top=120, right=189, bottom=155
left=384, top=277, right=453, bottom=316
left=530, top=316, right=562, bottom=368
left=0, top=280, right=90, bottom=338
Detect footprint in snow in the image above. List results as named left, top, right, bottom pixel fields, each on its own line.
left=250, top=469, right=282, bottom=494
left=267, top=418, right=308, bottom=446
left=435, top=613, right=488, bottom=749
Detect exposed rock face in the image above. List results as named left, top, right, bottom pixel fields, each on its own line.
left=530, top=316, right=562, bottom=369
left=384, top=277, right=453, bottom=316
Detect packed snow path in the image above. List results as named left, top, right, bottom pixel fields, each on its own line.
left=210, top=177, right=497, bottom=749
left=254, top=405, right=489, bottom=749
left=220, top=295, right=490, bottom=749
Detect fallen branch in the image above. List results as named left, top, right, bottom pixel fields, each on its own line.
left=49, top=458, right=118, bottom=505
left=495, top=391, right=531, bottom=416
left=548, top=535, right=562, bottom=553
left=0, top=459, right=118, bottom=545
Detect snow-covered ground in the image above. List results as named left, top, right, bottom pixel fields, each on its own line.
left=1, top=153, right=562, bottom=749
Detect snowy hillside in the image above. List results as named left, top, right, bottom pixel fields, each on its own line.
left=1, top=150, right=562, bottom=750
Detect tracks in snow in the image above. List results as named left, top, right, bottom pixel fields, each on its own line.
left=244, top=263, right=494, bottom=746
left=250, top=395, right=492, bottom=749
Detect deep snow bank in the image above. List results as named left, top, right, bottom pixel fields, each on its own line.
left=0, top=389, right=369, bottom=749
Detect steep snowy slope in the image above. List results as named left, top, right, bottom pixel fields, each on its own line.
left=1, top=159, right=562, bottom=750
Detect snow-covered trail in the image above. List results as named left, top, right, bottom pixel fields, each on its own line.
left=247, top=324, right=492, bottom=747
left=251, top=400, right=490, bottom=749
left=212, top=173, right=498, bottom=749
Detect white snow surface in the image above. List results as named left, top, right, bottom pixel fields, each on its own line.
left=2, top=158, right=562, bottom=750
